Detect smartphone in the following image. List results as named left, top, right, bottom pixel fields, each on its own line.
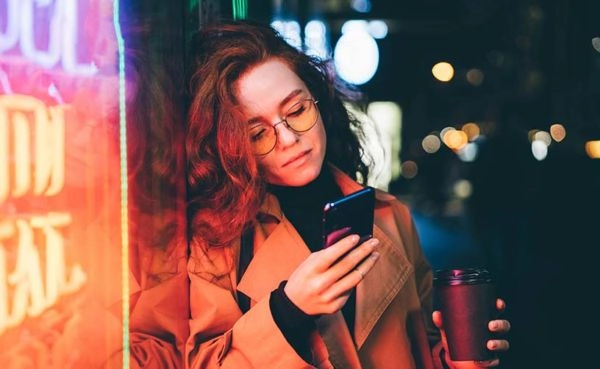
left=322, top=186, right=375, bottom=248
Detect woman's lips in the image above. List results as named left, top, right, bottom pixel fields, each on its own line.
left=283, top=149, right=310, bottom=167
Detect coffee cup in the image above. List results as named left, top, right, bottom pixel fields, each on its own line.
left=433, top=267, right=496, bottom=361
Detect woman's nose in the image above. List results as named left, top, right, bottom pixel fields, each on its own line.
left=274, top=120, right=299, bottom=148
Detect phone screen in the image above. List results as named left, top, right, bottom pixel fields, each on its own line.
left=321, top=186, right=375, bottom=248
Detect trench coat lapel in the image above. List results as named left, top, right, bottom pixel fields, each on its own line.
left=354, top=221, right=413, bottom=348
left=236, top=218, right=309, bottom=299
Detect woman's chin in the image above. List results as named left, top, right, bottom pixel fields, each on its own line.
left=269, top=166, right=321, bottom=187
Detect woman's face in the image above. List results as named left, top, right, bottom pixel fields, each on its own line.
left=235, top=58, right=326, bottom=187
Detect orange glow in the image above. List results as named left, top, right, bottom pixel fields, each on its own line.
left=432, top=62, right=455, bottom=82
left=585, top=140, right=600, bottom=159
left=461, top=122, right=480, bottom=141
left=443, top=129, right=468, bottom=151
left=550, top=123, right=566, bottom=142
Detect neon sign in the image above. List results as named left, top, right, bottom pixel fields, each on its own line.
left=0, top=0, right=122, bottom=365
left=0, top=95, right=65, bottom=202
left=0, top=0, right=98, bottom=75
left=0, top=94, right=87, bottom=335
left=0, top=213, right=87, bottom=334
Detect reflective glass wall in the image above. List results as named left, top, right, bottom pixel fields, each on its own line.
left=0, top=0, right=194, bottom=367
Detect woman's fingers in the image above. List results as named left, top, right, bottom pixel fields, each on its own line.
left=285, top=235, right=380, bottom=315
left=354, top=246, right=380, bottom=278
left=323, top=250, right=380, bottom=300
left=326, top=237, right=380, bottom=279
left=487, top=339, right=510, bottom=352
left=488, top=319, right=511, bottom=333
left=495, top=298, right=506, bottom=312
left=316, top=233, right=363, bottom=268
left=432, top=310, right=443, bottom=328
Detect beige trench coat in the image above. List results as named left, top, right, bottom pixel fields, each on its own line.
left=186, top=167, right=445, bottom=369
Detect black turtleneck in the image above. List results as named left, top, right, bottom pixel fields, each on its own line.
left=268, top=166, right=357, bottom=361
left=268, top=166, right=343, bottom=251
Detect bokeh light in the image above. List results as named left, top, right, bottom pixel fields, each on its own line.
left=432, top=61, right=454, bottom=82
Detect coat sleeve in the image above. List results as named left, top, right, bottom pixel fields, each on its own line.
left=186, top=255, right=325, bottom=369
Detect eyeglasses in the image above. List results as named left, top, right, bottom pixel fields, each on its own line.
left=248, top=98, right=319, bottom=156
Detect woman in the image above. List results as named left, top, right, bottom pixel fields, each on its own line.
left=185, top=19, right=510, bottom=369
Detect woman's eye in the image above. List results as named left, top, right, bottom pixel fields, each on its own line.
left=250, top=126, right=267, bottom=141
left=286, top=104, right=306, bottom=118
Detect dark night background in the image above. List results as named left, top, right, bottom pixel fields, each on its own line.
left=125, top=0, right=600, bottom=367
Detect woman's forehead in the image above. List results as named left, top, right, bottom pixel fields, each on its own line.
left=235, top=59, right=309, bottom=116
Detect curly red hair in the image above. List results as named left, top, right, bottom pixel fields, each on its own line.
left=186, top=20, right=371, bottom=247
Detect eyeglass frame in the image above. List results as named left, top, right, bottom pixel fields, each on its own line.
left=249, top=98, right=320, bottom=156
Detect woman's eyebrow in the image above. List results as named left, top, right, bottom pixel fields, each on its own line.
left=246, top=88, right=305, bottom=125
left=278, top=89, right=303, bottom=109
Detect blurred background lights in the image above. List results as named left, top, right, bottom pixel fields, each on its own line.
left=334, top=20, right=380, bottom=85
left=461, top=122, right=480, bottom=141
left=550, top=123, right=566, bottom=142
left=422, top=134, right=441, bottom=153
left=340, top=19, right=368, bottom=34
left=457, top=142, right=478, bottom=162
left=304, top=20, right=329, bottom=59
left=366, top=101, right=402, bottom=190
left=527, top=129, right=538, bottom=142
left=531, top=139, right=548, bottom=160
left=401, top=160, right=418, bottom=179
left=368, top=20, right=388, bottom=39
left=453, top=179, right=473, bottom=199
left=533, top=130, right=552, bottom=146
left=442, top=128, right=468, bottom=151
left=466, top=68, right=484, bottom=86
left=432, top=61, right=455, bottom=82
left=592, top=37, right=600, bottom=53
left=351, top=0, right=372, bottom=13
left=585, top=140, right=600, bottom=159
left=440, top=126, right=454, bottom=139
left=271, top=20, right=302, bottom=50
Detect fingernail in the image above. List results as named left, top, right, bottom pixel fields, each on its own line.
left=368, top=238, right=379, bottom=247
left=370, top=251, right=380, bottom=260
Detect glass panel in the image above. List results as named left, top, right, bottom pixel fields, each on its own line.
left=0, top=0, right=192, bottom=367
left=0, top=0, right=125, bottom=366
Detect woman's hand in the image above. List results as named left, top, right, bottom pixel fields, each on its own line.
left=284, top=234, right=380, bottom=315
left=432, top=298, right=511, bottom=368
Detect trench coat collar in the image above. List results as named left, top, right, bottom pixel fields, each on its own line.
left=237, top=166, right=413, bottom=352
